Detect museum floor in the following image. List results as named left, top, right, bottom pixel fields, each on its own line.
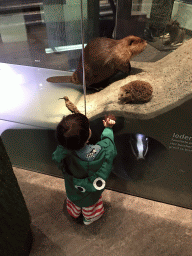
left=13, top=167, right=192, bottom=256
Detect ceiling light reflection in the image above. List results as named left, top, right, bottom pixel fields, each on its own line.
left=0, top=63, right=26, bottom=114
left=45, top=44, right=87, bottom=54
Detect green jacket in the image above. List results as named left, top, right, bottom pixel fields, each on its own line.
left=52, top=127, right=117, bottom=207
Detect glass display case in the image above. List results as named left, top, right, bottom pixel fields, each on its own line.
left=0, top=0, right=192, bottom=209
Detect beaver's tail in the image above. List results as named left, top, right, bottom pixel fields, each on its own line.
left=71, top=70, right=82, bottom=85
left=46, top=76, right=73, bottom=83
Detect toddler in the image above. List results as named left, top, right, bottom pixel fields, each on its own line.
left=52, top=113, right=117, bottom=225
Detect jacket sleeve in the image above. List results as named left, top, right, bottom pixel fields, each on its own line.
left=101, top=127, right=115, bottom=143
left=97, top=127, right=117, bottom=158
left=52, top=145, right=71, bottom=169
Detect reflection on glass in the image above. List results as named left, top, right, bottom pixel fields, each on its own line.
left=0, top=0, right=98, bottom=71
left=130, top=133, right=149, bottom=161
left=0, top=0, right=191, bottom=70
left=141, top=0, right=192, bottom=51
left=0, top=1, right=192, bottom=212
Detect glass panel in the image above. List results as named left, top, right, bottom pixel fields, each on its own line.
left=0, top=1, right=192, bottom=71
left=1, top=0, right=192, bottom=210
left=114, top=0, right=192, bottom=53
left=0, top=0, right=99, bottom=71
left=140, top=0, right=192, bottom=52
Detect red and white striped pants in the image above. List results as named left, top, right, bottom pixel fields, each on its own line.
left=66, top=196, right=104, bottom=221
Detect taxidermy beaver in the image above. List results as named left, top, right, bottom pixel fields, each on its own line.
left=118, top=80, right=153, bottom=104
left=47, top=35, right=147, bottom=87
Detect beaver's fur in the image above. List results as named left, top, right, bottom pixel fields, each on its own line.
left=47, top=35, right=147, bottom=87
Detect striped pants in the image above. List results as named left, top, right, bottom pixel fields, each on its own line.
left=66, top=196, right=104, bottom=222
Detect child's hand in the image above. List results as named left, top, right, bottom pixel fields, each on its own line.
left=103, top=118, right=116, bottom=128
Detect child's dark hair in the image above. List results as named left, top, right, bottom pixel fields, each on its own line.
left=56, top=113, right=90, bottom=150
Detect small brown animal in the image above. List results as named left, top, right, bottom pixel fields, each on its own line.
left=60, top=96, right=116, bottom=126
left=59, top=96, right=81, bottom=114
left=118, top=80, right=153, bottom=104
left=47, top=35, right=147, bottom=87
left=164, top=20, right=185, bottom=46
